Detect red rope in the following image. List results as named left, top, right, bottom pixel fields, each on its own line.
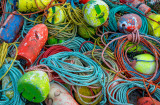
left=37, top=45, right=72, bottom=64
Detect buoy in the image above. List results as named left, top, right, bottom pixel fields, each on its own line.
left=18, top=71, right=50, bottom=103
left=77, top=25, right=96, bottom=39
left=124, top=42, right=144, bottom=53
left=79, top=0, right=90, bottom=4
left=83, top=0, right=109, bottom=27
left=47, top=35, right=64, bottom=45
left=0, top=11, right=24, bottom=43
left=118, top=14, right=142, bottom=33
left=2, top=75, right=14, bottom=99
left=147, top=14, right=160, bottom=37
left=45, top=83, right=78, bottom=105
left=137, top=97, right=160, bottom=105
left=75, top=86, right=102, bottom=105
left=47, top=6, right=66, bottom=24
left=133, top=54, right=156, bottom=74
left=124, top=0, right=151, bottom=14
left=17, top=24, right=48, bottom=66
left=18, top=0, right=55, bottom=12
left=2, top=57, right=20, bottom=99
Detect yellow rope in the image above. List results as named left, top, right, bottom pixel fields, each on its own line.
left=0, top=42, right=18, bottom=81
left=0, top=42, right=9, bottom=68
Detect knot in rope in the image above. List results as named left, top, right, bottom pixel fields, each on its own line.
left=127, top=29, right=140, bottom=44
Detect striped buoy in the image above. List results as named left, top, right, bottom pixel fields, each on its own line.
left=83, top=0, right=109, bottom=27
left=47, top=6, right=66, bottom=24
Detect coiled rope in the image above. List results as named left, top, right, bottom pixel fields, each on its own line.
left=37, top=45, right=72, bottom=64
left=0, top=60, right=25, bottom=105
left=39, top=51, right=108, bottom=104
left=108, top=5, right=148, bottom=34
left=101, top=30, right=160, bottom=82
left=62, top=37, right=100, bottom=53
left=0, top=42, right=18, bottom=81
left=107, top=77, right=160, bottom=105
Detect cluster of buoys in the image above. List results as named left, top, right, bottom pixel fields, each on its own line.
left=1, top=0, right=160, bottom=105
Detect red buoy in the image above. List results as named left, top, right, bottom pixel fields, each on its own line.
left=118, top=13, right=142, bottom=33
left=137, top=97, right=160, bottom=105
left=120, top=0, right=151, bottom=14
left=79, top=0, right=90, bottom=4
left=17, top=24, right=48, bottom=66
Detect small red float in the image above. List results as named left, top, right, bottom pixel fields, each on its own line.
left=137, top=97, right=160, bottom=105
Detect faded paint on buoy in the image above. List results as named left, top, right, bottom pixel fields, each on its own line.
left=137, top=97, right=160, bottom=105
left=118, top=14, right=142, bottom=33
left=18, top=71, right=50, bottom=103
left=0, top=11, right=24, bottom=43
left=18, top=0, right=55, bottom=12
left=45, top=83, right=78, bottom=105
left=83, top=0, right=109, bottom=27
left=17, top=24, right=48, bottom=66
left=125, top=0, right=151, bottom=14
left=47, top=6, right=65, bottom=24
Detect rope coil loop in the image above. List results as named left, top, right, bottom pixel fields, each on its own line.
left=39, top=52, right=108, bottom=104
left=101, top=31, right=160, bottom=82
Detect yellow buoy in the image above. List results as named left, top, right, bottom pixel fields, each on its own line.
left=18, top=0, right=55, bottom=12
left=148, top=14, right=160, bottom=37
left=47, top=6, right=65, bottom=24
left=75, top=86, right=102, bottom=105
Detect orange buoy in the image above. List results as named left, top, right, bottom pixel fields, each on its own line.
left=17, top=24, right=48, bottom=66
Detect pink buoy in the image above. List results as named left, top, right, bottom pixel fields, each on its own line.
left=120, top=0, right=151, bottom=14
left=45, top=83, right=79, bottom=105
left=118, top=13, right=142, bottom=33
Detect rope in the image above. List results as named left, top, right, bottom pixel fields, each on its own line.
left=0, top=0, right=13, bottom=26
left=0, top=42, right=18, bottom=81
left=107, top=77, right=160, bottom=105
left=84, top=49, right=119, bottom=82
left=39, top=51, right=108, bottom=104
left=0, top=60, right=25, bottom=105
left=37, top=45, right=72, bottom=64
left=101, top=30, right=160, bottom=82
left=108, top=5, right=148, bottom=34
left=62, top=37, right=100, bottom=53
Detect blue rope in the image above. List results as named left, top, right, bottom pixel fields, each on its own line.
left=0, top=60, right=25, bottom=105
left=63, top=37, right=100, bottom=53
left=66, top=0, right=79, bottom=9
left=108, top=5, right=148, bottom=34
left=107, top=78, right=160, bottom=104
left=40, top=51, right=108, bottom=104
left=16, top=14, right=39, bottom=42
left=104, top=33, right=160, bottom=80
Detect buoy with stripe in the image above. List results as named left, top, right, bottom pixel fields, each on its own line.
left=47, top=6, right=66, bottom=24
left=83, top=0, right=109, bottom=27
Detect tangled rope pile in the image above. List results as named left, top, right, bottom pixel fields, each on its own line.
left=1, top=0, right=160, bottom=104
left=40, top=51, right=109, bottom=104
